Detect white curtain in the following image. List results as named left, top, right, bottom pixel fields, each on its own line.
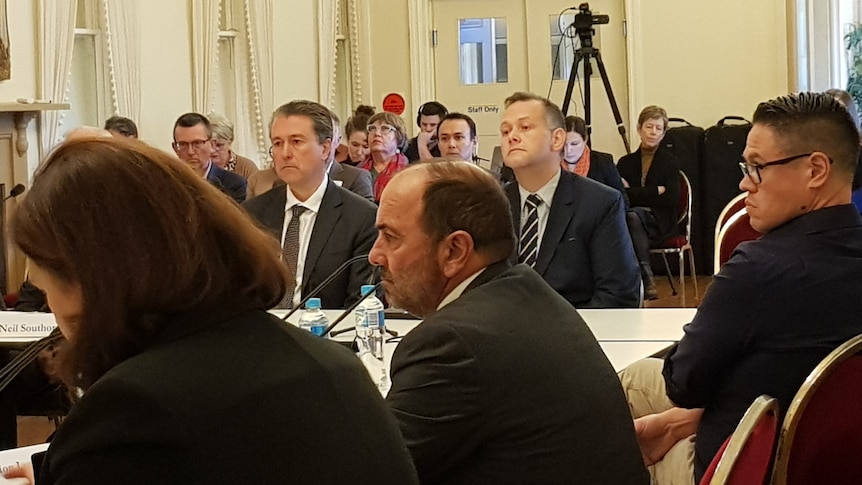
left=243, top=0, right=274, bottom=164
left=317, top=0, right=339, bottom=108
left=191, top=0, right=221, bottom=114
left=101, top=0, right=141, bottom=120
left=346, top=0, right=363, bottom=104
left=37, top=0, right=78, bottom=154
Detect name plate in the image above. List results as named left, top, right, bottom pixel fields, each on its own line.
left=0, top=443, right=48, bottom=475
left=0, top=312, right=57, bottom=341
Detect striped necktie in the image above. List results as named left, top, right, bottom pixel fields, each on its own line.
left=278, top=205, right=308, bottom=309
left=518, top=194, right=542, bottom=267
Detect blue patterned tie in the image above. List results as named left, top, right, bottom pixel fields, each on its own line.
left=518, top=194, right=542, bottom=267
left=279, top=205, right=308, bottom=309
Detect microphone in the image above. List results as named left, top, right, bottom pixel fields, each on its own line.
left=280, top=253, right=371, bottom=322
left=3, top=184, right=25, bottom=201
left=0, top=327, right=64, bottom=394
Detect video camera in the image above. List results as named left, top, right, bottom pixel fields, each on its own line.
left=573, top=3, right=609, bottom=47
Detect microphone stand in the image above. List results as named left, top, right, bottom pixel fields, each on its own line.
left=0, top=328, right=64, bottom=394
left=280, top=253, right=371, bottom=322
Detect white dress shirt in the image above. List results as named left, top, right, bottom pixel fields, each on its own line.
left=436, top=268, right=486, bottom=311
left=281, top=175, right=328, bottom=307
left=517, top=169, right=561, bottom=252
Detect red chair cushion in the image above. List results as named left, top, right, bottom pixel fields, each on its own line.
left=727, top=410, right=778, bottom=485
left=700, top=437, right=730, bottom=484
left=718, top=214, right=762, bottom=267
left=657, top=235, right=689, bottom=249
left=786, top=356, right=862, bottom=484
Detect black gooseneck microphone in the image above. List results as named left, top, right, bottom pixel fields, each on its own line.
left=280, top=253, right=371, bottom=322
left=0, top=327, right=64, bottom=393
left=322, top=281, right=383, bottom=338
left=3, top=183, right=25, bottom=201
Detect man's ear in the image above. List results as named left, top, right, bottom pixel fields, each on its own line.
left=807, top=151, right=831, bottom=188
left=550, top=127, right=567, bottom=153
left=439, top=230, right=474, bottom=278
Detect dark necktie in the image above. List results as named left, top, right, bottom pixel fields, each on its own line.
left=518, top=194, right=542, bottom=267
left=279, top=205, right=308, bottom=308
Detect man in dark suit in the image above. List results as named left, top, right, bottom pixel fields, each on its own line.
left=500, top=92, right=640, bottom=308
left=371, top=161, right=649, bottom=485
left=172, top=113, right=247, bottom=203
left=243, top=100, right=376, bottom=309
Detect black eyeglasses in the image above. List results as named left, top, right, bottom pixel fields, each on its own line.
left=738, top=153, right=812, bottom=184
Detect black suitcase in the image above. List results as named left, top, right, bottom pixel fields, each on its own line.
left=701, top=116, right=751, bottom=274
left=662, top=118, right=706, bottom=274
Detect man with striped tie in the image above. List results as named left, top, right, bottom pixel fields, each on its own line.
left=501, top=92, right=640, bottom=308
left=243, top=100, right=377, bottom=309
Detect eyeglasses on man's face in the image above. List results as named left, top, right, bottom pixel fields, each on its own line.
left=367, top=124, right=396, bottom=135
left=172, top=139, right=211, bottom=153
left=738, top=153, right=813, bottom=184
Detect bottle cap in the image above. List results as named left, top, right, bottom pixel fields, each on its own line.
left=305, top=298, right=321, bottom=309
left=361, top=285, right=376, bottom=296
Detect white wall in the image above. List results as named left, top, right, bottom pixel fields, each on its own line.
left=625, top=0, right=790, bottom=132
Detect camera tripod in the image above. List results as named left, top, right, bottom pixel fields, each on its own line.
left=561, top=42, right=631, bottom=153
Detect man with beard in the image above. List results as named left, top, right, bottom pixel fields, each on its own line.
left=370, top=161, right=648, bottom=485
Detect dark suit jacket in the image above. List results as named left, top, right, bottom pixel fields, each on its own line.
left=35, top=306, right=419, bottom=484
left=387, top=262, right=649, bottom=485
left=242, top=181, right=377, bottom=308
left=506, top=170, right=640, bottom=308
left=329, top=161, right=374, bottom=202
left=206, top=163, right=247, bottom=203
left=617, top=147, right=681, bottom=240
left=588, top=150, right=629, bottom=207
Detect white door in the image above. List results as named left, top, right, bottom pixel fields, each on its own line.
left=433, top=0, right=630, bottom=162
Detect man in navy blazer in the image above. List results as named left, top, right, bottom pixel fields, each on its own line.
left=173, top=113, right=247, bottom=203
left=243, top=101, right=377, bottom=309
left=500, top=92, right=640, bottom=308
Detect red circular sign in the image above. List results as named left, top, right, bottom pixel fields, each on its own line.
left=382, top=93, right=406, bottom=115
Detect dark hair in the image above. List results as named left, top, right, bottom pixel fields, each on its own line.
left=825, top=88, right=861, bottom=131
left=637, top=105, right=668, bottom=130
left=368, top=112, right=408, bottom=151
left=753, top=92, right=861, bottom=181
left=271, top=100, right=334, bottom=144
left=13, top=139, right=288, bottom=389
left=504, top=92, right=565, bottom=132
left=103, top=116, right=138, bottom=138
left=411, top=161, right=515, bottom=263
left=416, top=101, right=448, bottom=127
left=437, top=112, right=477, bottom=140
left=173, top=112, right=212, bottom=139
left=565, top=115, right=588, bottom=140
left=345, top=105, right=376, bottom=138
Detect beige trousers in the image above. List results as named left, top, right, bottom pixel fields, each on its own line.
left=618, top=358, right=696, bottom=485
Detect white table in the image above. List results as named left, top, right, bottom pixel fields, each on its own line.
left=578, top=308, right=695, bottom=342
left=273, top=307, right=695, bottom=344
left=600, top=341, right=673, bottom=371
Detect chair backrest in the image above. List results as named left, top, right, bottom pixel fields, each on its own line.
left=714, top=192, right=748, bottom=247
left=771, top=333, right=862, bottom=485
left=700, top=395, right=779, bottom=485
left=677, top=170, right=693, bottom=242
left=714, top=209, right=762, bottom=273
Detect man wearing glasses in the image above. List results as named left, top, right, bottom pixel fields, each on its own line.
left=243, top=100, right=377, bottom=309
left=172, top=112, right=247, bottom=203
left=619, top=92, right=862, bottom=484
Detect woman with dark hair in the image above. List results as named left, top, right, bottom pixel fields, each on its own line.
left=562, top=115, right=627, bottom=199
left=617, top=106, right=681, bottom=301
left=358, top=112, right=409, bottom=202
left=4, top=139, right=418, bottom=484
left=340, top=104, right=375, bottom=166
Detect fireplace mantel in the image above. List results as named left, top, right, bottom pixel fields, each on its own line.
left=0, top=102, right=70, bottom=156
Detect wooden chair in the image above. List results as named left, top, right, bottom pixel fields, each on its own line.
left=650, top=170, right=698, bottom=305
left=713, top=209, right=762, bottom=273
left=699, top=395, right=779, bottom=485
left=770, top=333, right=862, bottom=484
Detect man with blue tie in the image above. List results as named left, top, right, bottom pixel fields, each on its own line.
left=500, top=91, right=640, bottom=308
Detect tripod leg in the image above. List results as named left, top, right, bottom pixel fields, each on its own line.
left=593, top=50, right=631, bottom=153
left=583, top=52, right=592, bottom=147
left=561, top=51, right=585, bottom=116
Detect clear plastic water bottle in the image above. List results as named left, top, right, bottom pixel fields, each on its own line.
left=298, top=298, right=329, bottom=337
left=355, top=285, right=389, bottom=393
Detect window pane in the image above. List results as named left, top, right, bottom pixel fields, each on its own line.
left=458, top=18, right=507, bottom=85
left=67, top=35, right=99, bottom=130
